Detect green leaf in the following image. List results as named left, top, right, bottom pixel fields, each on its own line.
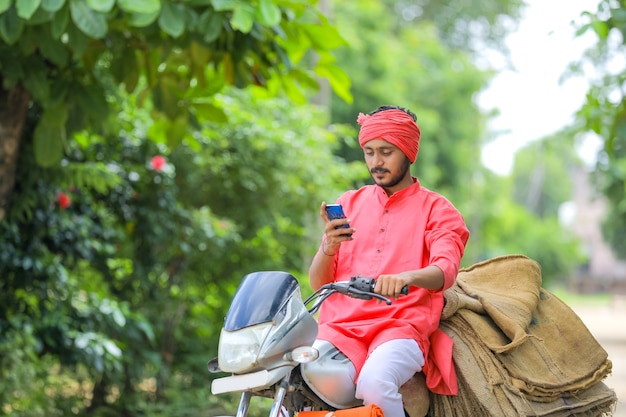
left=42, top=0, right=66, bottom=12
left=153, top=75, right=183, bottom=119
left=165, top=115, right=188, bottom=148
left=158, top=2, right=185, bottom=38
left=314, top=64, right=352, bottom=104
left=66, top=20, right=91, bottom=58
left=276, top=74, right=306, bottom=104
left=190, top=101, right=228, bottom=123
left=147, top=115, right=168, bottom=144
left=25, top=6, right=54, bottom=25
left=47, top=78, right=70, bottom=108
left=39, top=30, right=69, bottom=66
left=188, top=41, right=210, bottom=76
left=590, top=20, right=609, bottom=40
left=257, top=0, right=280, bottom=27
left=74, top=83, right=108, bottom=124
left=0, top=6, right=24, bottom=44
left=18, top=25, right=38, bottom=54
left=123, top=61, right=139, bottom=93
left=212, top=0, right=237, bottom=12
left=136, top=320, right=155, bottom=342
left=17, top=0, right=42, bottom=20
left=128, top=10, right=159, bottom=27
left=70, top=0, right=106, bottom=39
left=33, top=120, right=64, bottom=167
left=0, top=0, right=11, bottom=14
left=117, top=0, right=160, bottom=15
left=230, top=2, right=254, bottom=33
left=0, top=53, right=23, bottom=86
left=86, top=0, right=114, bottom=13
left=43, top=103, right=69, bottom=127
left=22, top=61, right=50, bottom=101
left=301, top=23, right=346, bottom=50
left=198, top=9, right=222, bottom=42
left=111, top=44, right=139, bottom=92
left=51, top=3, right=69, bottom=38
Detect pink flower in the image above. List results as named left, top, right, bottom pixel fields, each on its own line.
left=57, top=192, right=71, bottom=210
left=150, top=155, right=167, bottom=171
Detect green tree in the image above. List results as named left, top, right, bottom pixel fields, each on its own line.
left=0, top=88, right=360, bottom=415
left=479, top=193, right=584, bottom=285
left=322, top=0, right=548, bottom=270
left=382, top=0, right=525, bottom=55
left=326, top=0, right=525, bottom=210
left=506, top=132, right=587, bottom=283
left=0, top=0, right=351, bottom=220
left=0, top=3, right=353, bottom=409
left=573, top=0, right=626, bottom=259
left=510, top=131, right=580, bottom=218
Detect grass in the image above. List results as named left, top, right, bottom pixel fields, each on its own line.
left=547, top=285, right=615, bottom=307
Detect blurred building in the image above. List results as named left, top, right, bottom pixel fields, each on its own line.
left=566, top=165, right=626, bottom=292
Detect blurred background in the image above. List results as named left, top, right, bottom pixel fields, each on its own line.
left=0, top=0, right=624, bottom=415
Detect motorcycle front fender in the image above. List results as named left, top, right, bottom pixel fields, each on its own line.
left=212, top=365, right=295, bottom=395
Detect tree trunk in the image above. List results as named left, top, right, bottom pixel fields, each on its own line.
left=0, top=79, right=30, bottom=221
left=88, top=374, right=109, bottom=411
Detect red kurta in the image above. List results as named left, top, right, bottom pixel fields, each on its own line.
left=317, top=178, right=469, bottom=395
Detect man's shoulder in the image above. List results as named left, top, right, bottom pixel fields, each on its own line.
left=416, top=185, right=452, bottom=203
left=339, top=185, right=377, bottom=201
left=415, top=186, right=464, bottom=217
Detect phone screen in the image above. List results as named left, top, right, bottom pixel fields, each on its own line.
left=325, top=204, right=352, bottom=237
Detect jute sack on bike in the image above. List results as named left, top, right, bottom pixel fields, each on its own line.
left=297, top=404, right=384, bottom=417
left=434, top=319, right=615, bottom=417
left=432, top=254, right=616, bottom=416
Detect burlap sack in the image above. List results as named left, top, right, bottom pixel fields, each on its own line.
left=448, top=254, right=543, bottom=353
left=432, top=254, right=617, bottom=416
left=434, top=317, right=616, bottom=416
left=501, top=288, right=613, bottom=401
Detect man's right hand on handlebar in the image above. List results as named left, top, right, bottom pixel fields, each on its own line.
left=374, top=273, right=412, bottom=300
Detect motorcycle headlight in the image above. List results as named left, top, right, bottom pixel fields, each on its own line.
left=218, top=322, right=272, bottom=373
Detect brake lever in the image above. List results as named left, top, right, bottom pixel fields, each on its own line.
left=330, top=282, right=393, bottom=305
left=368, top=292, right=393, bottom=305
left=309, top=277, right=409, bottom=309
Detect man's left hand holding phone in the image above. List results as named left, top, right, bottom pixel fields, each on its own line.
left=322, top=202, right=354, bottom=257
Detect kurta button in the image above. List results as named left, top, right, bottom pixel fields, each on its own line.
left=377, top=249, right=381, bottom=253
left=380, top=228, right=384, bottom=232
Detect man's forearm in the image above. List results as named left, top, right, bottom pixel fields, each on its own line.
left=405, top=265, right=445, bottom=290
left=308, top=247, right=337, bottom=290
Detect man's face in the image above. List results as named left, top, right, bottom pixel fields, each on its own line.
left=363, top=139, right=411, bottom=190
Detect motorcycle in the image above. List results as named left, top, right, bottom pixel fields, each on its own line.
left=208, top=258, right=619, bottom=417
left=207, top=270, right=427, bottom=417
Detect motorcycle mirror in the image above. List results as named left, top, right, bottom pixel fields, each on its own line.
left=207, top=357, right=221, bottom=373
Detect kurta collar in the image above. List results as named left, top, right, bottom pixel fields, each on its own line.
left=376, top=177, right=422, bottom=205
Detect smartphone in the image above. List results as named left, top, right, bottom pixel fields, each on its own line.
left=325, top=204, right=352, bottom=237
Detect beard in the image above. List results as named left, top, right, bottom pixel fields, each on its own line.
left=370, top=158, right=411, bottom=189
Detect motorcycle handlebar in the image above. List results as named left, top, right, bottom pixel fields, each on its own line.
left=318, top=276, right=409, bottom=306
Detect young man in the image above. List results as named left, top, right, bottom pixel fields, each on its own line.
left=309, top=105, right=470, bottom=417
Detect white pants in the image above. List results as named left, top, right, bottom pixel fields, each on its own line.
left=355, top=339, right=425, bottom=417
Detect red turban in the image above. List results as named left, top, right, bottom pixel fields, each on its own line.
left=357, top=109, right=421, bottom=163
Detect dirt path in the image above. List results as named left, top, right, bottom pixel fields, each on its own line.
left=571, top=299, right=626, bottom=416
